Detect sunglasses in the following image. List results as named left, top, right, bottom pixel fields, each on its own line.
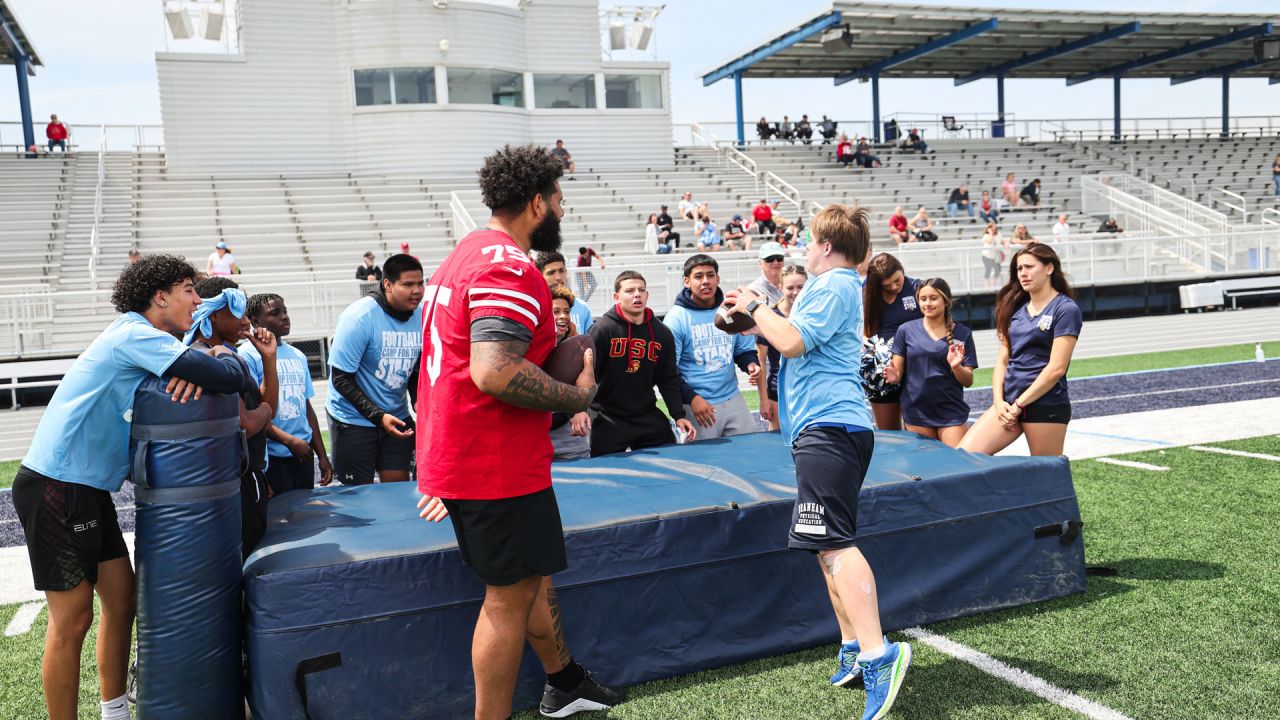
left=763, top=256, right=785, bottom=263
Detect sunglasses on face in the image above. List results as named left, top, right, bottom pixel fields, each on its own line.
left=764, top=256, right=785, bottom=263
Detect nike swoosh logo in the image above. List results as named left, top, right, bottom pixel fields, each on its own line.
left=503, top=266, right=524, bottom=276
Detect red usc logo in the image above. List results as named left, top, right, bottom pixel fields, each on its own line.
left=609, top=338, right=662, bottom=373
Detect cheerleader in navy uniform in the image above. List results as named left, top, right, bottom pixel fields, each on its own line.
left=882, top=278, right=977, bottom=447
left=861, top=253, right=923, bottom=431
left=960, top=243, right=1081, bottom=456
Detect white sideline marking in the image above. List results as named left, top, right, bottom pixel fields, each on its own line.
left=1072, top=378, right=1279, bottom=404
left=4, top=601, right=45, bottom=637
left=903, top=627, right=1135, bottom=720
left=1189, top=445, right=1280, bottom=462
left=1093, top=457, right=1170, bottom=472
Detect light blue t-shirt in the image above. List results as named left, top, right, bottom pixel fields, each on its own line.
left=240, top=341, right=315, bottom=458
left=570, top=299, right=593, bottom=334
left=326, top=296, right=423, bottom=427
left=665, top=299, right=756, bottom=405
left=23, top=312, right=188, bottom=492
left=779, top=268, right=874, bottom=446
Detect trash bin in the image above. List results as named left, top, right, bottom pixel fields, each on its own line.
left=991, top=120, right=1006, bottom=139
left=883, top=121, right=898, bottom=143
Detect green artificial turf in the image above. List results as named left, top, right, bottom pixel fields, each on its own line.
left=0, top=459, right=20, bottom=490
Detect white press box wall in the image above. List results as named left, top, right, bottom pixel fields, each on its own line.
left=156, top=0, right=673, bottom=177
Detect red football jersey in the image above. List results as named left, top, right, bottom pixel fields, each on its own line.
left=417, top=229, right=557, bottom=500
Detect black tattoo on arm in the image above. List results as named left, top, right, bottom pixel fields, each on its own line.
left=547, top=586, right=570, bottom=667
left=472, top=340, right=595, bottom=413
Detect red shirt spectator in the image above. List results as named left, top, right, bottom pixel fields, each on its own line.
left=837, top=139, right=853, bottom=159
left=752, top=202, right=774, bottom=223
left=889, top=213, right=908, bottom=234
left=46, top=120, right=68, bottom=141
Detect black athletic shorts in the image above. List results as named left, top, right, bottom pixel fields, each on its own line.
left=1019, top=401, right=1072, bottom=425
left=442, top=487, right=568, bottom=586
left=11, top=466, right=129, bottom=591
left=328, top=413, right=415, bottom=485
left=265, top=455, right=316, bottom=496
left=868, top=384, right=904, bottom=405
left=788, top=425, right=875, bottom=551
left=242, top=469, right=269, bottom=560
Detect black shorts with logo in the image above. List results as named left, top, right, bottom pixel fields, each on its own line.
left=788, top=425, right=875, bottom=551
left=1020, top=401, right=1072, bottom=425
left=441, top=487, right=568, bottom=587
left=11, top=466, right=130, bottom=591
left=328, top=413, right=415, bottom=485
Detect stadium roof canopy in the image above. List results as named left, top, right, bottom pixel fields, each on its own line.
left=2, top=0, right=45, bottom=153
left=700, top=2, right=1279, bottom=142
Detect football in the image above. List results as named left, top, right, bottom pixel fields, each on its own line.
left=714, top=306, right=757, bottom=334
left=543, top=334, right=593, bottom=384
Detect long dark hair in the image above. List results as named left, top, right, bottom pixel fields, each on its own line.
left=917, top=277, right=955, bottom=345
left=862, top=252, right=905, bottom=337
left=995, top=242, right=1074, bottom=348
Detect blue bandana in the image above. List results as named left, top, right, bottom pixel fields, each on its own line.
left=184, top=288, right=248, bottom=346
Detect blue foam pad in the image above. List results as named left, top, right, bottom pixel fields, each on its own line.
left=245, top=431, right=1085, bottom=719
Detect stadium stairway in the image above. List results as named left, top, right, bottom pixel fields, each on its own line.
left=0, top=153, right=71, bottom=288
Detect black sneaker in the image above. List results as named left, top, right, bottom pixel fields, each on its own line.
left=538, top=672, right=626, bottom=717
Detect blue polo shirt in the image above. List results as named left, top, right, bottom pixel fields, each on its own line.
left=1003, top=293, right=1082, bottom=406
left=892, top=319, right=978, bottom=428
left=240, top=341, right=316, bottom=457
left=779, top=268, right=873, bottom=446
left=23, top=313, right=188, bottom=492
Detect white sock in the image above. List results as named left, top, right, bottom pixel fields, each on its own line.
left=101, top=694, right=130, bottom=720
left=856, top=643, right=887, bottom=663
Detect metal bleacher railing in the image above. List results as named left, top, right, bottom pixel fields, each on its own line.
left=88, top=125, right=107, bottom=289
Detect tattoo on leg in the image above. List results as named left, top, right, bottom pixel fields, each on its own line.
left=547, top=586, right=571, bottom=666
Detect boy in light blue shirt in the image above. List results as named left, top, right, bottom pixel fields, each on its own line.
left=326, top=253, right=424, bottom=485
left=12, top=255, right=254, bottom=720
left=664, top=254, right=760, bottom=440
left=727, top=205, right=912, bottom=720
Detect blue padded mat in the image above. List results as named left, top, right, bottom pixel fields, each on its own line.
left=245, top=431, right=1085, bottom=719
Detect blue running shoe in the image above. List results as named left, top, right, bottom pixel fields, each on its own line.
left=859, top=641, right=912, bottom=720
left=830, top=640, right=861, bottom=687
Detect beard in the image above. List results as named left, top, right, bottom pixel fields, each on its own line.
left=530, top=210, right=562, bottom=254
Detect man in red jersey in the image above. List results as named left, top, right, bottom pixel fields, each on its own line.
left=415, top=145, right=625, bottom=720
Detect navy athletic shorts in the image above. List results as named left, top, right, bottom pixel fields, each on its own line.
left=788, top=424, right=875, bottom=551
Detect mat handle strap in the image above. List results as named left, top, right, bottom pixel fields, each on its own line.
left=1033, top=519, right=1084, bottom=545
left=295, top=652, right=342, bottom=719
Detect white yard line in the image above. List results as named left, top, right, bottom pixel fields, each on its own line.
left=903, top=627, right=1135, bottom=720
left=1072, top=378, right=1278, bottom=404
left=4, top=601, right=45, bottom=637
left=1093, top=458, right=1170, bottom=472
left=1189, top=445, right=1280, bottom=462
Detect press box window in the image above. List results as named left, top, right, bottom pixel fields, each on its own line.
left=604, top=74, right=661, bottom=109
left=533, top=74, right=596, bottom=109
left=447, top=68, right=524, bottom=107
left=354, top=68, right=436, bottom=106
left=354, top=69, right=392, bottom=106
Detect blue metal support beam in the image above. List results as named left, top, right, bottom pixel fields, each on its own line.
left=835, top=18, right=999, bottom=86
left=702, top=11, right=843, bottom=86
left=1222, top=75, right=1230, bottom=138
left=1112, top=75, right=1122, bottom=142
left=1169, top=55, right=1280, bottom=85
left=871, top=74, right=881, bottom=143
left=955, top=22, right=1141, bottom=86
left=993, top=75, right=1006, bottom=138
left=734, top=72, right=744, bottom=147
left=1066, top=23, right=1272, bottom=86
left=2, top=16, right=35, bottom=153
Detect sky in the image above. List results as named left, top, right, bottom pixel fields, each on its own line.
left=2, top=0, right=1278, bottom=144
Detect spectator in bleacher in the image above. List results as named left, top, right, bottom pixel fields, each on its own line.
left=889, top=206, right=910, bottom=244
left=205, top=241, right=239, bottom=277
left=947, top=185, right=974, bottom=219
left=538, top=250, right=594, bottom=333
left=1000, top=173, right=1019, bottom=207
left=855, top=137, right=882, bottom=169
left=1097, top=217, right=1124, bottom=234
left=904, top=128, right=929, bottom=154
left=398, top=241, right=418, bottom=260
left=753, top=199, right=778, bottom=237
left=356, top=250, right=383, bottom=282
left=127, top=248, right=141, bottom=265
left=552, top=139, right=576, bottom=181
left=46, top=114, right=68, bottom=153
left=1011, top=223, right=1036, bottom=246
left=757, top=117, right=775, bottom=142
left=657, top=204, right=681, bottom=248
left=744, top=240, right=786, bottom=306
left=326, top=253, right=423, bottom=486
left=645, top=214, right=672, bottom=255
left=819, top=115, right=837, bottom=144
left=665, top=254, right=760, bottom=439
left=695, top=218, right=722, bottom=252
left=549, top=286, right=592, bottom=461
left=836, top=134, right=855, bottom=168
left=978, top=190, right=1000, bottom=224
left=723, top=214, right=750, bottom=251
left=780, top=116, right=794, bottom=142
left=980, top=221, right=1006, bottom=290
left=1051, top=214, right=1071, bottom=241
left=796, top=115, right=813, bottom=144
left=678, top=192, right=698, bottom=221
left=1272, top=153, right=1280, bottom=198
left=1019, top=178, right=1042, bottom=207
left=587, top=271, right=696, bottom=455
left=754, top=263, right=807, bottom=431
left=909, top=208, right=937, bottom=242
left=576, top=245, right=605, bottom=303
